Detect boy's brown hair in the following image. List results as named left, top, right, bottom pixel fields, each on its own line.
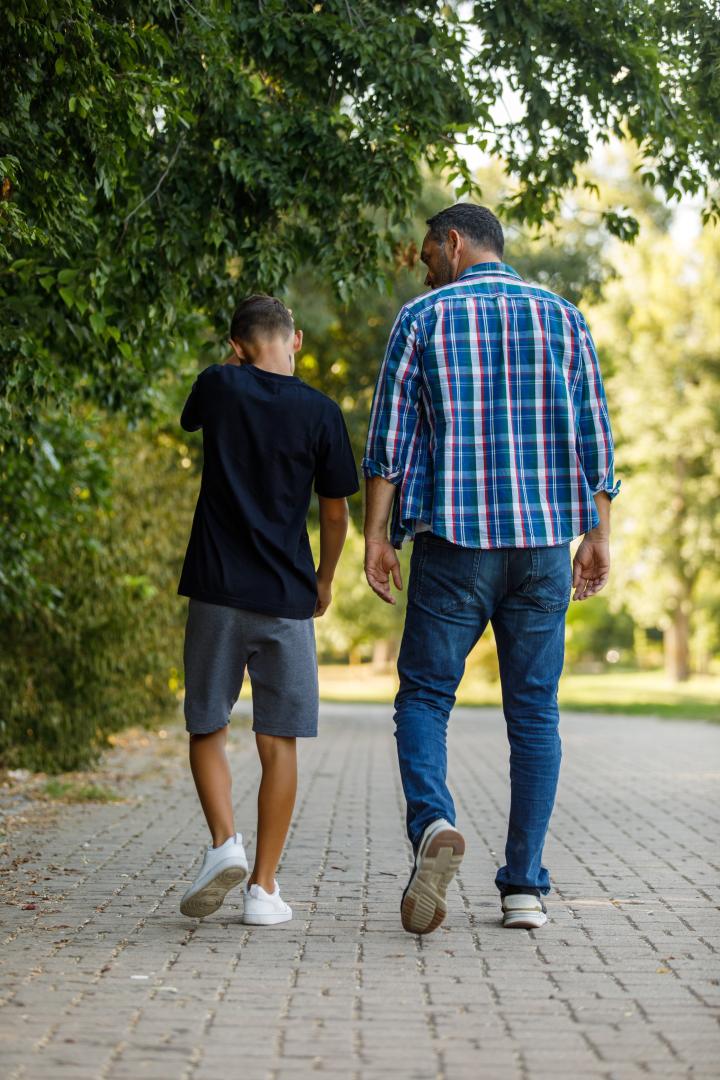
left=230, top=294, right=293, bottom=343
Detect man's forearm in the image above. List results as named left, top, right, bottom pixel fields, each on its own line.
left=587, top=491, right=611, bottom=540
left=363, top=476, right=397, bottom=541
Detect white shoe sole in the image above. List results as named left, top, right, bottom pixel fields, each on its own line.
left=180, top=861, right=248, bottom=918
left=503, top=910, right=547, bottom=930
left=242, top=909, right=292, bottom=926
left=401, top=826, right=465, bottom=935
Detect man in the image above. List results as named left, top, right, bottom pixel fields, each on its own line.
left=362, top=204, right=619, bottom=935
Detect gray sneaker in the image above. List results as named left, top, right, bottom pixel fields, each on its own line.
left=401, top=819, right=465, bottom=935
left=180, top=833, right=248, bottom=918
left=501, top=890, right=548, bottom=929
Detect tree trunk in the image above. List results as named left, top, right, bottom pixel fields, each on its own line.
left=371, top=638, right=399, bottom=670
left=664, top=608, right=691, bottom=682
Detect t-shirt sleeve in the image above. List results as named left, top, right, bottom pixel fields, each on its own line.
left=180, top=375, right=204, bottom=432
left=314, top=402, right=360, bottom=499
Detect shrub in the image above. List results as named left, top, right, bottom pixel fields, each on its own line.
left=0, top=412, right=195, bottom=772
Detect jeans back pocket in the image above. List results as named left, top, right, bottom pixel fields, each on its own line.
left=521, top=544, right=572, bottom=613
left=411, top=533, right=480, bottom=614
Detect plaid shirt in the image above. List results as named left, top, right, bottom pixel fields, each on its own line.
left=362, top=262, right=620, bottom=548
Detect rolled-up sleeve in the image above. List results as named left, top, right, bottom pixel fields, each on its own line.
left=362, top=310, right=422, bottom=484
left=576, top=319, right=620, bottom=500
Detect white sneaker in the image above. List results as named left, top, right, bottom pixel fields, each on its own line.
left=180, top=833, right=248, bottom=918
left=401, top=819, right=465, bottom=935
left=242, top=881, right=292, bottom=925
left=501, top=892, right=548, bottom=929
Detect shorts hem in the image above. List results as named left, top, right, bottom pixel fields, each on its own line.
left=185, top=717, right=231, bottom=736
left=252, top=721, right=317, bottom=738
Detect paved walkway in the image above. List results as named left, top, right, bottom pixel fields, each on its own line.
left=1, top=704, right=719, bottom=1080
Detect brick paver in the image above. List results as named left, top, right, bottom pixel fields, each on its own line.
left=1, top=704, right=719, bottom=1079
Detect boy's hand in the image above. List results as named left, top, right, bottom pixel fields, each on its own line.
left=314, top=576, right=332, bottom=617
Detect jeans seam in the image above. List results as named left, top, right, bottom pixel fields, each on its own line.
left=412, top=537, right=427, bottom=601
left=471, top=547, right=481, bottom=597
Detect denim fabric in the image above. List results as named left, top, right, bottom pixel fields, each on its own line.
left=394, top=533, right=571, bottom=894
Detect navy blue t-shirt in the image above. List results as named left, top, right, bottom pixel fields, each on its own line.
left=178, top=363, right=359, bottom=619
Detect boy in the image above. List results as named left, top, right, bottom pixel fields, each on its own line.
left=177, top=294, right=358, bottom=925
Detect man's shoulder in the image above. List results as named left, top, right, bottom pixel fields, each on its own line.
left=508, top=279, right=586, bottom=320
left=398, top=274, right=586, bottom=325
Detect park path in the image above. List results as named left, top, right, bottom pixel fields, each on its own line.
left=1, top=703, right=719, bottom=1080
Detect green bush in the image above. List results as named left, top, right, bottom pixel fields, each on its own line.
left=0, top=412, right=194, bottom=772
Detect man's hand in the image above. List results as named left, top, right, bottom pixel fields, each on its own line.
left=364, top=538, right=403, bottom=604
left=572, top=537, right=611, bottom=601
left=314, top=576, right=332, bottom=617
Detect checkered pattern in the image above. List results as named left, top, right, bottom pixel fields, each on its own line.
left=363, top=262, right=620, bottom=548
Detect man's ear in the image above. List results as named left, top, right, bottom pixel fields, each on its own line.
left=293, top=328, right=303, bottom=352
left=447, top=228, right=463, bottom=258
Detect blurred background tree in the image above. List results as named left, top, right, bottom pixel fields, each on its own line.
left=592, top=225, right=720, bottom=682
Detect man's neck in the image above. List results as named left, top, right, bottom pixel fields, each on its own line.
left=456, top=249, right=502, bottom=278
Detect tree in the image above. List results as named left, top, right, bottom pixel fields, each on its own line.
left=3, top=1, right=720, bottom=439
left=591, top=224, right=720, bottom=680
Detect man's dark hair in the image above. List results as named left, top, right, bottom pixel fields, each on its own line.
left=230, top=293, right=294, bottom=342
left=426, top=203, right=504, bottom=258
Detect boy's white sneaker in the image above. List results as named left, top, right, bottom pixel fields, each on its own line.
left=242, top=880, right=292, bottom=925
left=180, top=833, right=248, bottom=918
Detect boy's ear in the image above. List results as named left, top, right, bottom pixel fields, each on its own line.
left=226, top=339, right=247, bottom=365
left=293, top=328, right=303, bottom=353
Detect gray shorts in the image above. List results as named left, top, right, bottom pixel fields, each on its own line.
left=183, top=599, right=319, bottom=737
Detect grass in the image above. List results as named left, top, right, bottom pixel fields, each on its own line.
left=314, top=666, right=720, bottom=723
left=42, top=779, right=121, bottom=803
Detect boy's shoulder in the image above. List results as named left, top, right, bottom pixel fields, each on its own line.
left=195, top=364, right=343, bottom=421
left=292, top=378, right=342, bottom=412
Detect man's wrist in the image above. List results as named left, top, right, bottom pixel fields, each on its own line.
left=583, top=527, right=610, bottom=543
left=364, top=531, right=389, bottom=544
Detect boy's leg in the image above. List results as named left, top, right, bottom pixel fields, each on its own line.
left=180, top=599, right=249, bottom=918
left=249, top=734, right=298, bottom=893
left=189, top=727, right=235, bottom=848
left=183, top=598, right=248, bottom=845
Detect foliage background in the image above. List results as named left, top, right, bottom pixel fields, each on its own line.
left=2, top=2, right=720, bottom=769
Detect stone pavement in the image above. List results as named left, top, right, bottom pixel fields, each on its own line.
left=1, top=704, right=719, bottom=1080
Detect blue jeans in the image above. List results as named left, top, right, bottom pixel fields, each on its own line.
left=394, top=533, right=571, bottom=895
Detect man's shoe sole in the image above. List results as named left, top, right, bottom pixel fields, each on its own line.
left=401, top=827, right=465, bottom=935
left=179, top=862, right=248, bottom=918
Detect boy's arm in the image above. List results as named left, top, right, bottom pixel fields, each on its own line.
left=315, top=496, right=350, bottom=617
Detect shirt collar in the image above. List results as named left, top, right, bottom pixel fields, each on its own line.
left=457, top=261, right=522, bottom=281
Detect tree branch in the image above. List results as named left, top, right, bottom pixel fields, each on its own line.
left=121, top=137, right=185, bottom=230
